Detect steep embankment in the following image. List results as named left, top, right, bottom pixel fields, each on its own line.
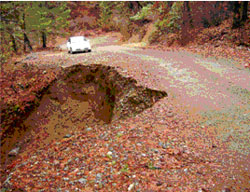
left=127, top=19, right=250, bottom=68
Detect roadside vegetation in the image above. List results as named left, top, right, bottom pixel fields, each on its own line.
left=1, top=2, right=249, bottom=62
left=1, top=2, right=70, bottom=62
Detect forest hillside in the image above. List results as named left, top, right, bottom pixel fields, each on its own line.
left=1, top=2, right=249, bottom=64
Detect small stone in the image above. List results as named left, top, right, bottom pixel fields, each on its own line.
left=78, top=178, right=87, bottom=184
left=109, top=147, right=113, bottom=151
left=222, top=188, right=231, bottom=192
left=162, top=144, right=167, bottom=149
left=43, top=70, right=47, bottom=74
left=65, top=147, right=70, bottom=152
left=17, top=83, right=25, bottom=89
left=63, top=177, right=69, bottom=181
left=156, top=181, right=163, bottom=186
left=86, top=127, right=92, bottom=131
left=8, top=147, right=20, bottom=156
left=96, top=173, right=102, bottom=179
left=152, top=149, right=159, bottom=153
left=64, top=166, right=69, bottom=171
left=63, top=134, right=72, bottom=138
left=166, top=112, right=174, bottom=117
left=212, top=144, right=217, bottom=148
left=107, top=151, right=113, bottom=156
left=77, top=172, right=82, bottom=176
left=128, top=183, right=135, bottom=191
left=67, top=159, right=72, bottom=164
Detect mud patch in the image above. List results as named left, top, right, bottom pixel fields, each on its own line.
left=1, top=64, right=167, bottom=177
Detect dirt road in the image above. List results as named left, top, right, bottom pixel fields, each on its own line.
left=5, top=33, right=249, bottom=191
left=28, top=34, right=250, bottom=154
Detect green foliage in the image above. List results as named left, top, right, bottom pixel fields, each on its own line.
left=147, top=161, right=156, bottom=170
left=0, top=1, right=70, bottom=60
left=155, top=2, right=183, bottom=33
left=0, top=2, right=23, bottom=58
left=98, top=2, right=141, bottom=32
left=26, top=2, right=70, bottom=35
left=120, top=164, right=129, bottom=173
left=130, top=4, right=153, bottom=21
left=98, top=2, right=114, bottom=30
left=13, top=105, right=20, bottom=112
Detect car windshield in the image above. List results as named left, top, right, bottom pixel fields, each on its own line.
left=71, top=37, right=86, bottom=43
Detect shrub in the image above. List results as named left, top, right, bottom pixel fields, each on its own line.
left=130, top=4, right=153, bottom=21
left=155, top=2, right=183, bottom=33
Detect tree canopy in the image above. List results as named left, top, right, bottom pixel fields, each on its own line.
left=1, top=1, right=249, bottom=62
left=1, top=1, right=70, bottom=60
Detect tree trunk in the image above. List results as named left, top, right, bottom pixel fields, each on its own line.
left=10, top=34, right=17, bottom=53
left=183, top=2, right=192, bottom=27
left=23, top=13, right=26, bottom=52
left=227, top=1, right=234, bottom=12
left=167, top=1, right=173, bottom=8
left=232, top=1, right=241, bottom=29
left=24, top=33, right=33, bottom=51
left=23, top=13, right=32, bottom=51
left=181, top=2, right=192, bottom=45
left=127, top=2, right=142, bottom=14
left=241, top=1, right=248, bottom=22
left=42, top=31, right=46, bottom=48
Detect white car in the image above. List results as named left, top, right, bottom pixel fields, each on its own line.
left=67, top=36, right=91, bottom=54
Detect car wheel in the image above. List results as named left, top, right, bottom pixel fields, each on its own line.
left=88, top=49, right=91, bottom=52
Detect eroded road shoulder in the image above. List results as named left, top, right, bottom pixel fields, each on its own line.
left=20, top=35, right=250, bottom=154
left=7, top=34, right=250, bottom=191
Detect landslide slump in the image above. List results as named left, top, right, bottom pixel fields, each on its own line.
left=1, top=64, right=167, bottom=174
left=41, top=64, right=167, bottom=124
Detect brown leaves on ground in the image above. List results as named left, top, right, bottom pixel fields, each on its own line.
left=149, top=19, right=250, bottom=69
left=0, top=61, right=60, bottom=129
left=1, top=31, right=250, bottom=191
left=2, top=97, right=241, bottom=191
